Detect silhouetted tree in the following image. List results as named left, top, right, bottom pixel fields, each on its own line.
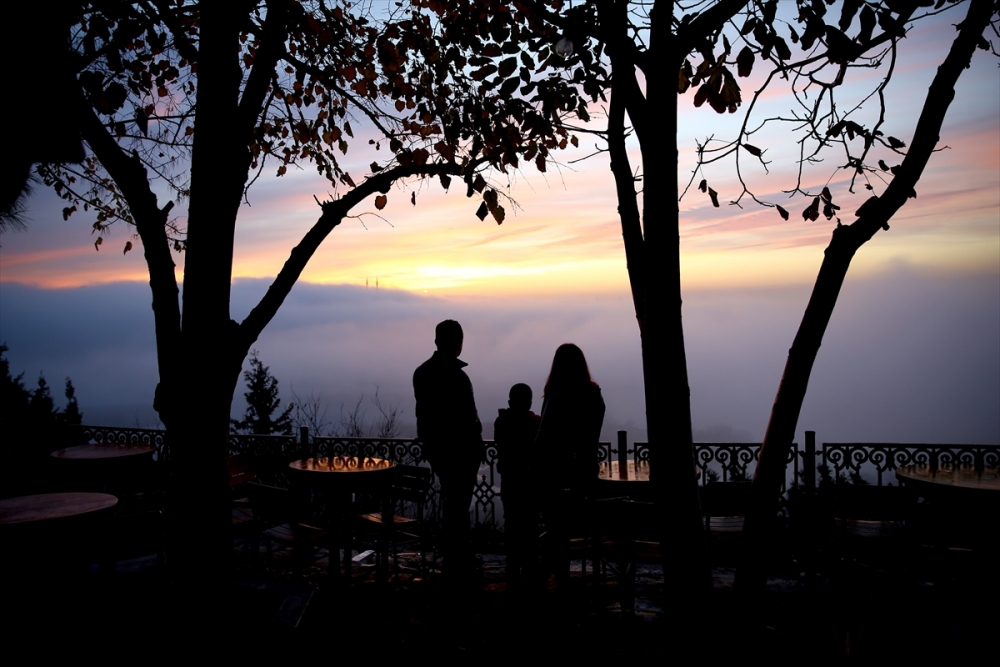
left=62, top=378, right=83, bottom=425
left=484, top=0, right=997, bottom=598
left=231, top=352, right=293, bottom=436
left=0, top=344, right=83, bottom=425
left=40, top=1, right=597, bottom=586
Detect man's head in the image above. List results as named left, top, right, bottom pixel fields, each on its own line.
left=435, top=319, right=463, bottom=356
left=508, top=383, right=532, bottom=411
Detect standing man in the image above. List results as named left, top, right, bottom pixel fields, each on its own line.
left=413, top=320, right=484, bottom=579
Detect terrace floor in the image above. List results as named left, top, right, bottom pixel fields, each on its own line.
left=3, top=539, right=996, bottom=662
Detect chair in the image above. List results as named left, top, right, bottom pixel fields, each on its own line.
left=228, top=455, right=261, bottom=555
left=700, top=481, right=751, bottom=563
left=356, top=464, right=434, bottom=577
left=245, top=481, right=328, bottom=569
left=831, top=484, right=917, bottom=579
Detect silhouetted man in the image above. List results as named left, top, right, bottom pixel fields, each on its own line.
left=413, top=320, right=484, bottom=579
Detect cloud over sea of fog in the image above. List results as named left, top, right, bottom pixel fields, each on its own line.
left=1, top=264, right=997, bottom=445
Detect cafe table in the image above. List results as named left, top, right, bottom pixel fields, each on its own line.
left=50, top=443, right=155, bottom=461
left=51, top=443, right=156, bottom=494
left=895, top=464, right=999, bottom=551
left=0, top=492, right=119, bottom=525
left=894, top=464, right=1000, bottom=493
left=287, top=456, right=395, bottom=580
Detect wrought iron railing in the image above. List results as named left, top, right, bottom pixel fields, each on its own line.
left=70, top=424, right=998, bottom=532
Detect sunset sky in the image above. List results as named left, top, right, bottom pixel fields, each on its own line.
left=1, top=8, right=997, bottom=447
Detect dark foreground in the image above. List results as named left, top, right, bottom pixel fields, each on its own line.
left=2, top=542, right=996, bottom=662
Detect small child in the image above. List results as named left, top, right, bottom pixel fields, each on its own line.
left=494, top=383, right=541, bottom=584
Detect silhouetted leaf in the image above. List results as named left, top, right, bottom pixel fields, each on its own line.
left=774, top=37, right=791, bottom=62
left=95, top=237, right=103, bottom=251
left=776, top=205, right=789, bottom=220
left=439, top=173, right=451, bottom=190
left=678, top=66, right=691, bottom=93
left=839, top=0, right=862, bottom=32
left=803, top=197, right=820, bottom=221
left=492, top=205, right=505, bottom=224
left=708, top=187, right=720, bottom=208
left=375, top=194, right=387, bottom=210
left=740, top=17, right=757, bottom=36
left=698, top=179, right=707, bottom=193
left=123, top=241, right=133, bottom=255
left=475, top=202, right=488, bottom=220
left=737, top=47, right=754, bottom=78
left=821, top=186, right=832, bottom=202
left=498, top=57, right=517, bottom=79
left=878, top=159, right=890, bottom=172
left=887, top=136, right=906, bottom=149
left=135, top=108, right=148, bottom=136
left=858, top=6, right=876, bottom=44
left=743, top=143, right=762, bottom=157
left=411, top=192, right=416, bottom=206
left=473, top=174, right=487, bottom=193
left=694, top=83, right=710, bottom=108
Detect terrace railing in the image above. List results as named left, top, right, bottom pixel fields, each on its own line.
left=68, top=424, right=998, bottom=533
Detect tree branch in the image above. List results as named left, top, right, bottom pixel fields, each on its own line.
left=677, top=0, right=751, bottom=56
left=608, top=83, right=646, bottom=331
left=74, top=87, right=182, bottom=420
left=238, top=0, right=291, bottom=138
left=237, top=160, right=474, bottom=350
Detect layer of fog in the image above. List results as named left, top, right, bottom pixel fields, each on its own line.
left=1, top=264, right=997, bottom=445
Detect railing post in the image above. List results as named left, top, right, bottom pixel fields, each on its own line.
left=300, top=425, right=309, bottom=455
left=805, top=431, right=816, bottom=495
left=617, top=430, right=628, bottom=480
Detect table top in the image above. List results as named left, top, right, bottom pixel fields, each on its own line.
left=598, top=460, right=650, bottom=482
left=289, top=456, right=394, bottom=474
left=0, top=492, right=118, bottom=525
left=895, top=464, right=1000, bottom=492
left=50, top=443, right=155, bottom=460
left=596, top=460, right=702, bottom=482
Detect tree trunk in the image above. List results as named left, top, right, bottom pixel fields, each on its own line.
left=165, top=3, right=249, bottom=592
left=735, top=0, right=996, bottom=595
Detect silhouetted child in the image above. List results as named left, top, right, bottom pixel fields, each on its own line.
left=494, top=383, right=541, bottom=584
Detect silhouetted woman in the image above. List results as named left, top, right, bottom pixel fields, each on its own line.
left=534, top=343, right=605, bottom=584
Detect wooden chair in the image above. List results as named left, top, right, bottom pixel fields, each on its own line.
left=356, top=464, right=434, bottom=577
left=228, top=455, right=261, bottom=554
left=832, top=485, right=917, bottom=574
left=245, top=481, right=328, bottom=569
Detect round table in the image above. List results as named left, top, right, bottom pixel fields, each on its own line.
left=0, top=492, right=118, bottom=525
left=597, top=460, right=650, bottom=482
left=288, top=456, right=395, bottom=579
left=51, top=443, right=155, bottom=460
left=895, top=464, right=1000, bottom=493
left=895, top=464, right=999, bottom=551
left=596, top=460, right=702, bottom=483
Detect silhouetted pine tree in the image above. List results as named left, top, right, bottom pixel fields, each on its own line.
left=231, top=352, right=293, bottom=435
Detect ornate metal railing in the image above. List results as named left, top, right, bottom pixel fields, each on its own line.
left=818, top=441, right=999, bottom=487
left=70, top=424, right=999, bottom=533
left=80, top=425, right=169, bottom=462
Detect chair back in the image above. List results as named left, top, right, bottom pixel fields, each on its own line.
left=227, top=455, right=257, bottom=487
left=392, top=464, right=432, bottom=504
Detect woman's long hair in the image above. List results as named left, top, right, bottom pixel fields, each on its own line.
left=543, top=343, right=597, bottom=398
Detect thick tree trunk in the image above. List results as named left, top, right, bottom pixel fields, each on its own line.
left=735, top=0, right=996, bottom=595
left=642, top=55, right=711, bottom=597
left=602, top=0, right=710, bottom=595
left=166, top=3, right=249, bottom=591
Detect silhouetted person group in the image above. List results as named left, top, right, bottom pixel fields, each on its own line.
left=414, top=320, right=604, bottom=586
